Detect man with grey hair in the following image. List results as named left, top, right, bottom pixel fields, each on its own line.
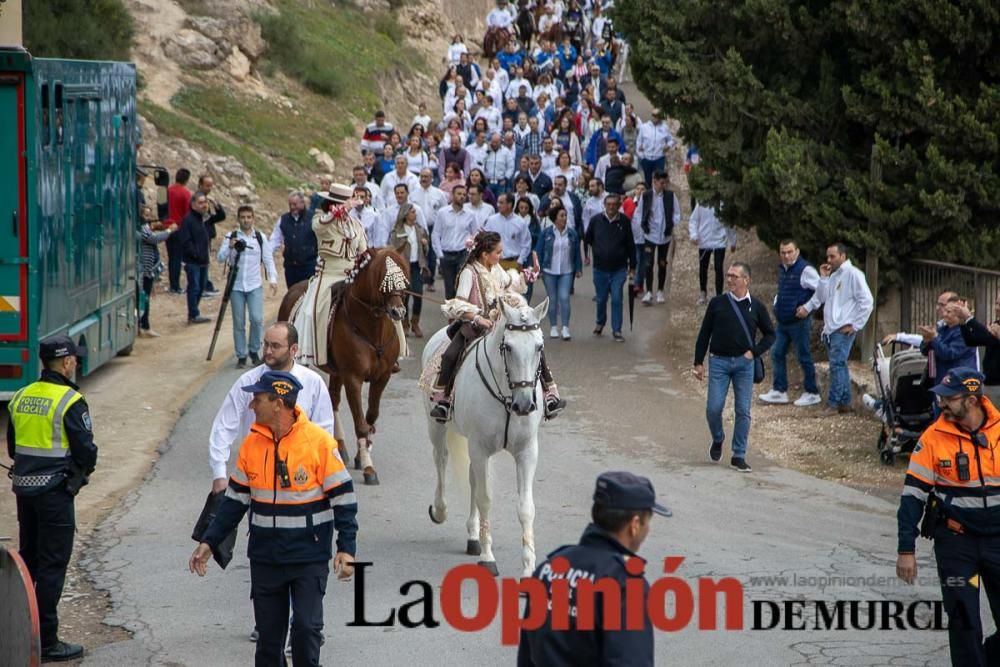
left=270, top=191, right=317, bottom=288
left=483, top=132, right=515, bottom=198
left=693, top=261, right=775, bottom=473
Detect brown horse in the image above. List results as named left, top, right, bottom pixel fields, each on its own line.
left=483, top=26, right=511, bottom=60
left=278, top=248, right=410, bottom=485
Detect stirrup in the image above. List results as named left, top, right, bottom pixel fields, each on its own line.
left=544, top=394, right=566, bottom=419
left=430, top=399, right=452, bottom=423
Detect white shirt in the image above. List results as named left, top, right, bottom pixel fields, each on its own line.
left=507, top=77, right=534, bottom=99
left=351, top=206, right=382, bottom=246
left=815, top=259, right=874, bottom=335
left=433, top=206, right=480, bottom=256
left=594, top=153, right=615, bottom=183
left=208, top=363, right=335, bottom=480
left=635, top=120, right=675, bottom=161
left=447, top=42, right=468, bottom=64
left=466, top=141, right=489, bottom=169
left=540, top=149, right=559, bottom=172
left=548, top=165, right=582, bottom=190
left=487, top=7, right=514, bottom=28
left=409, top=185, right=448, bottom=228
left=405, top=150, right=430, bottom=175
left=482, top=146, right=515, bottom=182
left=545, top=225, right=574, bottom=275
left=633, top=189, right=681, bottom=244
left=464, top=201, right=495, bottom=229
left=412, top=113, right=432, bottom=131
left=217, top=227, right=278, bottom=292
left=688, top=204, right=736, bottom=250
left=354, top=180, right=384, bottom=211
left=475, top=106, right=502, bottom=133
left=380, top=170, right=420, bottom=204
left=485, top=212, right=532, bottom=263
left=402, top=224, right=420, bottom=262
left=582, top=194, right=607, bottom=234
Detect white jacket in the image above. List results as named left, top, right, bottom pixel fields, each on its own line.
left=688, top=204, right=736, bottom=250
left=815, top=258, right=874, bottom=335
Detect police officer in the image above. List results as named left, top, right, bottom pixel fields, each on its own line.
left=6, top=335, right=98, bottom=662
left=517, top=471, right=671, bottom=666
left=189, top=371, right=358, bottom=667
left=896, top=367, right=1000, bottom=666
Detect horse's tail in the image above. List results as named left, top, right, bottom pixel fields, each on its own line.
left=446, top=429, right=470, bottom=494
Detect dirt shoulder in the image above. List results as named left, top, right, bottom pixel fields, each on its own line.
left=1, top=259, right=282, bottom=656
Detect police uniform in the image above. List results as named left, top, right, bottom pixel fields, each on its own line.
left=517, top=471, right=671, bottom=667
left=897, top=367, right=1000, bottom=666
left=199, top=371, right=358, bottom=667
left=6, top=335, right=97, bottom=662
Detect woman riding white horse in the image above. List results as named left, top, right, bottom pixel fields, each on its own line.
left=430, top=231, right=565, bottom=420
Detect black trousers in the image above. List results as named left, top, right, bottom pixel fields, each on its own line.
left=284, top=264, right=316, bottom=290
left=934, top=528, right=1000, bottom=667
left=139, top=276, right=154, bottom=329
left=166, top=234, right=183, bottom=291
left=641, top=240, right=670, bottom=292
left=436, top=322, right=555, bottom=394
left=251, top=560, right=328, bottom=667
left=17, top=488, right=76, bottom=647
left=698, top=247, right=726, bottom=295
left=438, top=250, right=467, bottom=300
left=406, top=261, right=424, bottom=318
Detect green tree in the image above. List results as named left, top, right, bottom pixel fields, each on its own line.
left=614, top=0, right=1000, bottom=280
left=24, top=0, right=134, bottom=62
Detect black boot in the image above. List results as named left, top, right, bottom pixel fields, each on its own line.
left=42, top=640, right=84, bottom=662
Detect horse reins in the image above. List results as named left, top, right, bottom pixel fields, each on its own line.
left=474, top=322, right=543, bottom=449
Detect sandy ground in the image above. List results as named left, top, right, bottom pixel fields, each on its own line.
left=0, top=257, right=282, bottom=653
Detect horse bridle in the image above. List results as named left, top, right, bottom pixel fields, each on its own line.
left=475, top=321, right=543, bottom=448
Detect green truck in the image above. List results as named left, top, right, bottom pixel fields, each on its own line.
left=0, top=48, right=140, bottom=399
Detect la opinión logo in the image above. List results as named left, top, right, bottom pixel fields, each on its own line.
left=346, top=558, right=947, bottom=644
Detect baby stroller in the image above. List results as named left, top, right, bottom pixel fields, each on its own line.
left=872, top=342, right=934, bottom=465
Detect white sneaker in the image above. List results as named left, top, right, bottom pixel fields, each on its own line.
left=642, top=291, right=653, bottom=305
left=697, top=292, right=707, bottom=305
left=561, top=326, right=571, bottom=340
left=655, top=290, right=665, bottom=303
left=793, top=392, right=822, bottom=407
left=758, top=389, right=790, bottom=404
left=550, top=326, right=560, bottom=339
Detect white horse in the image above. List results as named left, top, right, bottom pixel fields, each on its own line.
left=421, top=298, right=548, bottom=578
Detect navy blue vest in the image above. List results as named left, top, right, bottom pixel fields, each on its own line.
left=278, top=213, right=318, bottom=267
left=775, top=256, right=815, bottom=324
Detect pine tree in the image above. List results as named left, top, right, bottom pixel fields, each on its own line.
left=614, top=0, right=1000, bottom=279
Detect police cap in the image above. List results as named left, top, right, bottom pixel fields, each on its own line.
left=39, top=335, right=87, bottom=362
left=593, top=471, right=672, bottom=518
left=930, top=366, right=984, bottom=398
left=241, top=370, right=303, bottom=402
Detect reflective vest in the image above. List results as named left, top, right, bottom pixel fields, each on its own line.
left=9, top=381, right=82, bottom=458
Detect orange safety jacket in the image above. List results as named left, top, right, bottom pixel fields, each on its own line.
left=897, top=397, right=1000, bottom=553
left=202, top=407, right=357, bottom=563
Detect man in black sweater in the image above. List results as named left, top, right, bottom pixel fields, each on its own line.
left=955, top=294, right=1000, bottom=405
left=693, top=262, right=775, bottom=472
left=584, top=193, right=636, bottom=342
left=175, top=193, right=212, bottom=324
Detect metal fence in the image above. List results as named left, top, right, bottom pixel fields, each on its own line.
left=901, top=259, right=1000, bottom=330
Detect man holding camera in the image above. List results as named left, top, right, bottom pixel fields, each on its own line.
left=217, top=206, right=278, bottom=368
left=7, top=335, right=98, bottom=662
left=896, top=367, right=1000, bottom=666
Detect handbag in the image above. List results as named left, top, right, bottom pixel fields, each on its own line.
left=726, top=293, right=765, bottom=384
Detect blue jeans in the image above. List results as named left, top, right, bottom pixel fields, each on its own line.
left=593, top=267, right=626, bottom=333
left=706, top=354, right=754, bottom=458
left=639, top=157, right=665, bottom=186
left=542, top=272, right=573, bottom=328
left=230, top=287, right=264, bottom=360
left=184, top=264, right=207, bottom=320
left=824, top=330, right=857, bottom=407
left=771, top=317, right=819, bottom=394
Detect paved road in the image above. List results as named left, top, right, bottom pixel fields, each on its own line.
left=77, top=265, right=956, bottom=666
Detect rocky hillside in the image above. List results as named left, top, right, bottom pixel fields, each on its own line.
left=131, top=0, right=493, bottom=225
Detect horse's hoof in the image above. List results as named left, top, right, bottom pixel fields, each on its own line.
left=466, top=539, right=482, bottom=556
left=353, top=455, right=361, bottom=471
left=477, top=560, right=499, bottom=577
left=428, top=505, right=445, bottom=525
left=363, top=468, right=380, bottom=486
